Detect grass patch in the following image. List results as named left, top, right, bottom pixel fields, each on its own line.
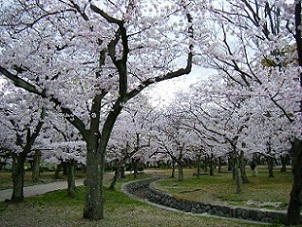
left=156, top=166, right=292, bottom=210
left=0, top=171, right=272, bottom=227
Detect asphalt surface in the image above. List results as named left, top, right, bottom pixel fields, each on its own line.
left=0, top=179, right=84, bottom=202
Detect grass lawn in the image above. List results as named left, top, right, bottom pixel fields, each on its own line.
left=155, top=165, right=292, bottom=211
left=0, top=167, right=291, bottom=227
left=0, top=170, right=274, bottom=227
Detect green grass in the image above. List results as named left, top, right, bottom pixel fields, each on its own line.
left=0, top=171, right=272, bottom=227
left=156, top=166, right=292, bottom=210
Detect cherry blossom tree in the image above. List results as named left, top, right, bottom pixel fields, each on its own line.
left=173, top=86, right=229, bottom=176
left=107, top=96, right=153, bottom=189
left=204, top=1, right=301, bottom=223
left=0, top=82, right=46, bottom=202
left=149, top=108, right=196, bottom=181
left=177, top=81, right=250, bottom=193
left=0, top=0, right=206, bottom=219
left=40, top=112, right=86, bottom=197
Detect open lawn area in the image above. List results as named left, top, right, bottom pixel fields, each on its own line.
left=0, top=167, right=290, bottom=226
left=154, top=165, right=292, bottom=211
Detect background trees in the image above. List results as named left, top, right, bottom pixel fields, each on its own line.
left=149, top=108, right=196, bottom=181
left=41, top=112, right=86, bottom=197
left=0, top=82, right=46, bottom=202
left=205, top=1, right=302, bottom=224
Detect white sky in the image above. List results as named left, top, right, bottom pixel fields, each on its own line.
left=148, top=66, right=216, bottom=106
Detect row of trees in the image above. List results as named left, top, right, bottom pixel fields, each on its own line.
left=0, top=0, right=302, bottom=225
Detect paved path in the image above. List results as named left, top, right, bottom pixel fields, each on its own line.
left=0, top=179, right=84, bottom=202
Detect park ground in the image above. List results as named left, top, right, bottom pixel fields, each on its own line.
left=0, top=165, right=291, bottom=226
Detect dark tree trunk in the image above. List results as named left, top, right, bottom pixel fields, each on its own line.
left=120, top=165, right=126, bottom=178
left=204, top=155, right=208, bottom=172
left=239, top=151, right=249, bottom=183
left=229, top=156, right=236, bottom=180
left=66, top=160, right=76, bottom=197
left=83, top=97, right=122, bottom=220
left=32, top=150, right=42, bottom=182
left=109, top=167, right=120, bottom=191
left=234, top=157, right=242, bottom=194
left=83, top=144, right=102, bottom=219
left=109, top=159, right=124, bottom=191
left=171, top=159, right=175, bottom=178
left=209, top=154, right=214, bottom=176
left=133, top=159, right=138, bottom=179
left=54, top=163, right=62, bottom=179
left=11, top=153, right=26, bottom=202
left=280, top=154, right=289, bottom=172
left=178, top=163, right=184, bottom=181
left=267, top=156, right=275, bottom=178
left=196, top=155, right=201, bottom=178
left=218, top=157, right=222, bottom=173
left=286, top=139, right=302, bottom=225
left=286, top=3, right=302, bottom=224
left=62, top=162, right=67, bottom=176
left=227, top=156, right=232, bottom=172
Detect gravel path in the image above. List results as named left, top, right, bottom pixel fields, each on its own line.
left=0, top=172, right=117, bottom=202
left=0, top=179, right=84, bottom=202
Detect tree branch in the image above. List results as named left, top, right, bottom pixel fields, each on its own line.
left=0, top=66, right=89, bottom=141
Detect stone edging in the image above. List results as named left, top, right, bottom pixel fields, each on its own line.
left=122, top=178, right=287, bottom=224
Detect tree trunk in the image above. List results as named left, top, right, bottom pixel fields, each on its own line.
left=204, top=155, right=208, bottom=172
left=267, top=156, right=275, bottom=178
left=234, top=157, right=242, bottom=194
left=120, top=165, right=126, bottom=178
left=280, top=155, right=288, bottom=172
left=83, top=145, right=102, bottom=219
left=66, top=160, right=76, bottom=197
left=171, top=159, right=175, bottom=178
left=239, top=151, right=249, bottom=183
left=227, top=157, right=232, bottom=172
left=218, top=157, right=222, bottom=173
left=62, top=162, right=67, bottom=176
left=286, top=139, right=302, bottom=225
left=11, top=153, right=26, bottom=202
left=196, top=155, right=201, bottom=178
left=109, top=165, right=121, bottom=191
left=109, top=160, right=125, bottom=191
left=54, top=163, right=62, bottom=179
left=178, top=163, right=184, bottom=181
left=286, top=2, right=302, bottom=224
left=133, top=159, right=138, bottom=179
left=83, top=99, right=122, bottom=220
left=229, top=156, right=236, bottom=180
left=209, top=154, right=214, bottom=176
left=32, top=150, right=42, bottom=182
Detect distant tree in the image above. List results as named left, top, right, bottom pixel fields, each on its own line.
left=149, top=108, right=195, bottom=181
left=41, top=113, right=85, bottom=197
left=107, top=98, right=152, bottom=189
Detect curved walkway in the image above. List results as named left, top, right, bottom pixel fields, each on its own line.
left=0, top=179, right=85, bottom=202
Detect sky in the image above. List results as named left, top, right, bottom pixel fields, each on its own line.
left=148, top=66, right=216, bottom=106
